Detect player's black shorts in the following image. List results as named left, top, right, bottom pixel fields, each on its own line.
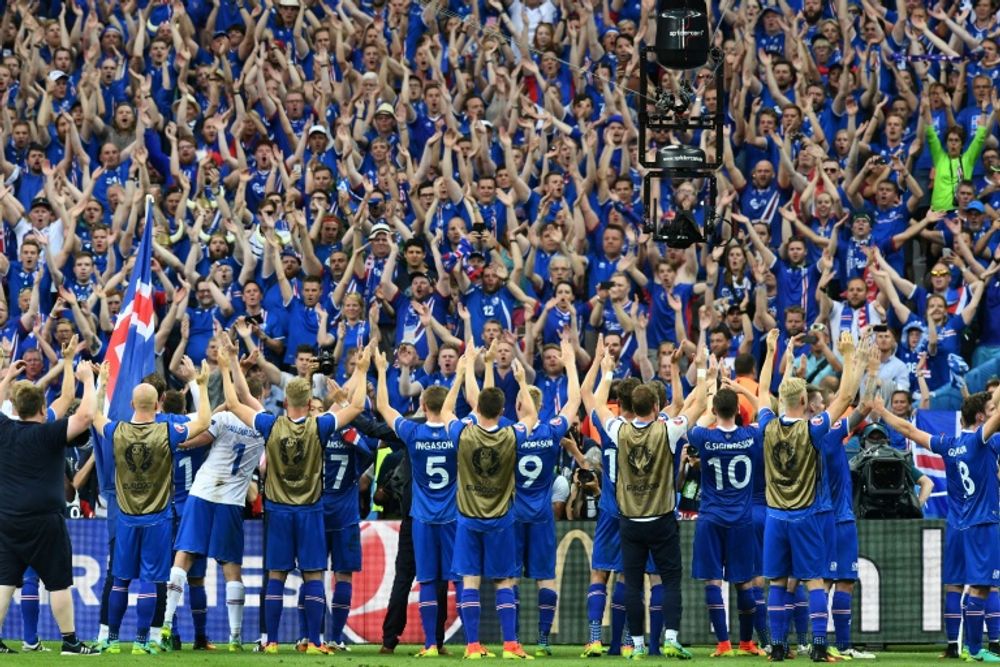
left=0, top=513, right=73, bottom=590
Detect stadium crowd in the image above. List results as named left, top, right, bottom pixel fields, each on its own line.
left=0, top=0, right=1000, bottom=658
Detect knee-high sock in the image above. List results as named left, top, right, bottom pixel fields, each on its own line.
left=512, top=584, right=520, bottom=643
left=496, top=587, right=517, bottom=644
left=706, top=584, right=729, bottom=643
left=461, top=588, right=481, bottom=644
left=538, top=588, right=557, bottom=646
left=150, top=582, right=167, bottom=632
left=454, top=581, right=466, bottom=645
left=752, top=586, right=770, bottom=647
left=136, top=581, right=158, bottom=644
left=301, top=580, right=326, bottom=647
left=808, top=588, right=828, bottom=647
left=20, top=578, right=40, bottom=645
left=794, top=586, right=809, bottom=645
left=296, top=586, right=307, bottom=640
left=737, top=587, right=756, bottom=644
left=832, top=591, right=852, bottom=651
left=108, top=578, right=130, bottom=641
left=610, top=581, right=627, bottom=653
left=330, top=581, right=352, bottom=645
left=226, top=581, right=245, bottom=641
left=163, top=567, right=187, bottom=632
left=967, top=595, right=987, bottom=656
left=99, top=558, right=114, bottom=630
left=264, top=579, right=285, bottom=644
left=987, top=591, right=1000, bottom=642
left=189, top=584, right=208, bottom=640
left=419, top=583, right=438, bottom=649
left=648, top=584, right=664, bottom=655
left=781, top=589, right=795, bottom=644
left=946, top=591, right=963, bottom=644
left=587, top=583, right=606, bottom=644
left=767, top=585, right=787, bottom=649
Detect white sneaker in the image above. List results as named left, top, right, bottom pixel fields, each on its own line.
left=799, top=644, right=811, bottom=655
left=842, top=647, right=877, bottom=659
left=22, top=641, right=50, bottom=652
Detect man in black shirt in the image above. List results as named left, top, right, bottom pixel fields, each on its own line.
left=0, top=364, right=98, bottom=655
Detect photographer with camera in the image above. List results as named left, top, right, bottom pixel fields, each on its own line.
left=567, top=449, right=602, bottom=521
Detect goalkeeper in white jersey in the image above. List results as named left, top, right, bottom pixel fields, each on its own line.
left=161, top=355, right=267, bottom=652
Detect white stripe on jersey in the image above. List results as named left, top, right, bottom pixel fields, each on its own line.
left=188, top=411, right=265, bottom=506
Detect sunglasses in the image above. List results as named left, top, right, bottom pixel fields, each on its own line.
left=930, top=269, right=950, bottom=277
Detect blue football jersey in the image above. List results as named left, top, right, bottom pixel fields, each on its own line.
left=823, top=418, right=855, bottom=523
left=590, top=408, right=620, bottom=518
left=687, top=424, right=761, bottom=525
left=394, top=417, right=458, bottom=523
left=930, top=428, right=1000, bottom=529
left=513, top=415, right=570, bottom=522
left=323, top=425, right=375, bottom=527
left=155, top=413, right=206, bottom=506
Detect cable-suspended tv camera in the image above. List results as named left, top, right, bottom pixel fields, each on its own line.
left=640, top=0, right=724, bottom=248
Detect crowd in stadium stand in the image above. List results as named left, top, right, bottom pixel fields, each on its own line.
left=0, top=0, right=997, bottom=519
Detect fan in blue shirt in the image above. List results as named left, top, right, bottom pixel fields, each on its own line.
left=873, top=390, right=1000, bottom=662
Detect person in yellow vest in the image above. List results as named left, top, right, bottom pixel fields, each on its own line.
left=756, top=329, right=865, bottom=662
left=92, top=362, right=213, bottom=655
left=219, top=344, right=369, bottom=655
left=587, top=347, right=708, bottom=659
left=445, top=346, right=538, bottom=660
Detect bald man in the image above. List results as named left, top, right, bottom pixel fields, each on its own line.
left=92, top=364, right=213, bottom=655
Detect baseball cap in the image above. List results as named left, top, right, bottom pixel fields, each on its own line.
left=851, top=210, right=873, bottom=223
left=369, top=222, right=392, bottom=239
left=967, top=200, right=986, bottom=213
left=308, top=124, right=329, bottom=137
left=280, top=247, right=301, bottom=261
left=606, top=114, right=625, bottom=126
left=375, top=102, right=395, bottom=116
left=277, top=0, right=299, bottom=6
left=760, top=5, right=782, bottom=15
left=30, top=197, right=52, bottom=211
left=47, top=70, right=68, bottom=82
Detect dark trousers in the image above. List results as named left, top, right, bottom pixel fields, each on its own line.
left=382, top=516, right=447, bottom=649
left=620, top=514, right=683, bottom=638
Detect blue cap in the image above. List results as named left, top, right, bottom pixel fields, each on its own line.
left=607, top=114, right=625, bottom=126
left=862, top=423, right=889, bottom=441
left=968, top=200, right=986, bottom=213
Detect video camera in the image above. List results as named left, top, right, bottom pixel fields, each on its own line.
left=850, top=423, right=923, bottom=519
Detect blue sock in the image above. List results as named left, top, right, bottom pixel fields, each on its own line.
left=538, top=588, right=557, bottom=646
left=330, top=581, right=352, bottom=644
left=611, top=581, right=627, bottom=654
left=296, top=586, right=306, bottom=640
left=752, top=586, right=770, bottom=647
left=462, top=588, right=481, bottom=644
left=512, top=584, right=520, bottom=643
left=587, top=583, right=606, bottom=643
left=136, top=581, right=157, bottom=644
left=108, top=579, right=129, bottom=640
left=988, top=591, right=1000, bottom=642
left=189, top=584, right=207, bottom=640
left=737, top=587, right=756, bottom=644
left=767, top=585, right=787, bottom=649
left=648, top=584, right=664, bottom=655
left=808, top=588, right=828, bottom=647
left=946, top=591, right=963, bottom=644
left=454, top=581, right=466, bottom=644
left=302, top=580, right=326, bottom=646
left=782, top=589, right=795, bottom=644
left=496, top=587, right=517, bottom=643
left=419, top=583, right=438, bottom=649
left=20, top=578, right=40, bottom=645
left=795, top=586, right=810, bottom=646
left=706, top=584, right=729, bottom=642
left=967, top=595, right=986, bottom=656
left=832, top=591, right=852, bottom=651
left=265, top=579, right=285, bottom=643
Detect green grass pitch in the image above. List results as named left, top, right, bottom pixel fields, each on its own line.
left=18, top=643, right=948, bottom=664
